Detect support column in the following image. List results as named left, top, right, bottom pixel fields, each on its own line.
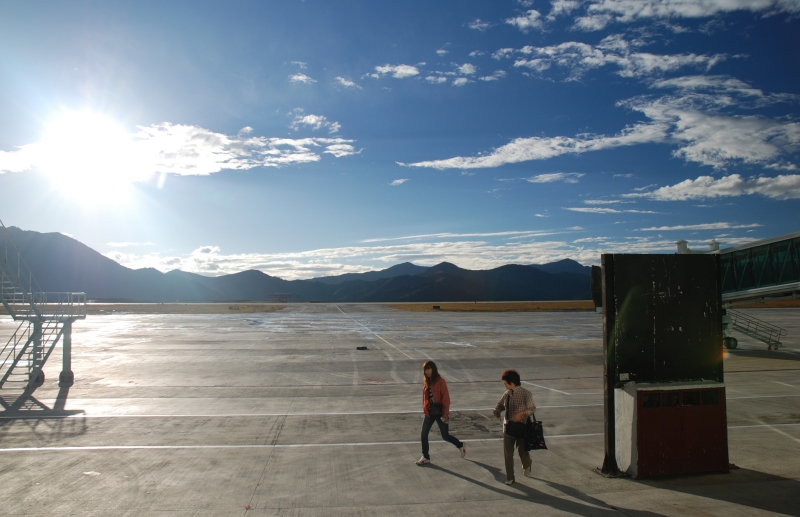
left=59, top=320, right=74, bottom=387
left=28, top=320, right=44, bottom=389
left=600, top=254, right=620, bottom=475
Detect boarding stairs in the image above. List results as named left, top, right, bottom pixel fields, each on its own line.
left=1, top=220, right=85, bottom=390
left=723, top=309, right=787, bottom=351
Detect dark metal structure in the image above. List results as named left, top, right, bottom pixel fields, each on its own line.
left=600, top=253, right=727, bottom=478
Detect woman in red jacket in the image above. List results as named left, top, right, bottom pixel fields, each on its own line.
left=416, top=360, right=466, bottom=465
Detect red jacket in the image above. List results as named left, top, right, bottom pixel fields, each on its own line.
left=422, top=377, right=451, bottom=418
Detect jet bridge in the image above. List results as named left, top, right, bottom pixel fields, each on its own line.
left=677, top=231, right=798, bottom=350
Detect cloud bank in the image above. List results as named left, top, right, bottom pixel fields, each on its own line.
left=0, top=122, right=358, bottom=179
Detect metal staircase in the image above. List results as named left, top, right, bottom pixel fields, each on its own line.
left=1, top=220, right=85, bottom=390
left=722, top=309, right=787, bottom=350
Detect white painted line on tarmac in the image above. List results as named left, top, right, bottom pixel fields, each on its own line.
left=729, top=423, right=800, bottom=430
left=0, top=433, right=605, bottom=453
left=522, top=381, right=571, bottom=395
left=774, top=381, right=797, bottom=388
left=0, top=403, right=604, bottom=420
left=335, top=305, right=415, bottom=361
left=728, top=394, right=800, bottom=400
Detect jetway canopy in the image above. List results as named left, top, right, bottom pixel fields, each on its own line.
left=718, top=231, right=800, bottom=303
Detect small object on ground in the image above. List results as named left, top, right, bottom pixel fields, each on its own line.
left=460, top=447, right=466, bottom=458
left=524, top=466, right=532, bottom=477
left=505, top=480, right=514, bottom=486
left=432, top=305, right=441, bottom=309
left=729, top=463, right=740, bottom=469
left=415, top=457, right=430, bottom=466
left=356, top=346, right=369, bottom=350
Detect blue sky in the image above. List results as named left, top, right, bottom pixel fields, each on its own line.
left=1, top=0, right=799, bottom=279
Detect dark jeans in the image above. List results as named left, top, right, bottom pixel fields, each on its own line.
left=503, top=433, right=532, bottom=482
left=421, top=415, right=463, bottom=459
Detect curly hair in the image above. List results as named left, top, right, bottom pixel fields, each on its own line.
left=501, top=369, right=521, bottom=386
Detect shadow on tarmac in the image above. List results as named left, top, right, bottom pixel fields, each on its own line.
left=0, top=385, right=86, bottom=439
left=728, top=349, right=800, bottom=361
left=428, top=460, right=668, bottom=517
left=637, top=468, right=800, bottom=516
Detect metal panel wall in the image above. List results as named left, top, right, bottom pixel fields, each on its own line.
left=609, top=254, right=724, bottom=384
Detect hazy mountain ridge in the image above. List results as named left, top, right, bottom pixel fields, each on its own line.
left=4, top=227, right=591, bottom=302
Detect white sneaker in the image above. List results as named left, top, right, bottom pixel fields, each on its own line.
left=415, top=456, right=430, bottom=466
left=460, top=447, right=466, bottom=458
left=505, top=479, right=514, bottom=486
left=524, top=466, right=532, bottom=477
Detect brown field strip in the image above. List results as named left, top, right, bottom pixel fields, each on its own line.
left=83, top=303, right=286, bottom=315
left=388, top=301, right=596, bottom=312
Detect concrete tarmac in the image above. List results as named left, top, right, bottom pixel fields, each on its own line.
left=0, top=305, right=799, bottom=516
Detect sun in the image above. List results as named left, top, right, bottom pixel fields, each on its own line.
left=38, top=110, right=151, bottom=203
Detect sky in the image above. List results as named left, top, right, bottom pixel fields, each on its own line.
left=1, top=0, right=799, bottom=280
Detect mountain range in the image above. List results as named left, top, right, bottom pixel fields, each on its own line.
left=3, top=226, right=591, bottom=303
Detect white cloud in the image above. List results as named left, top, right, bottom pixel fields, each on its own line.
left=390, top=178, right=409, bottom=186
left=469, top=50, right=485, bottom=57
left=362, top=230, right=562, bottom=243
left=493, top=48, right=515, bottom=60
left=457, top=63, right=477, bottom=75
left=637, top=222, right=762, bottom=231
left=507, top=10, right=545, bottom=32
left=468, top=18, right=491, bottom=31
left=289, top=73, right=316, bottom=84
left=570, top=0, right=800, bottom=31
left=453, top=78, right=469, bottom=87
left=479, top=70, right=507, bottom=82
left=239, top=126, right=253, bottom=135
left=404, top=79, right=800, bottom=171
left=290, top=114, right=341, bottom=134
left=505, top=36, right=726, bottom=80
left=526, top=172, right=585, bottom=183
left=548, top=0, right=584, bottom=20
left=583, top=199, right=625, bottom=204
left=426, top=76, right=448, bottom=84
left=335, top=77, right=362, bottom=89
left=0, top=122, right=358, bottom=179
left=613, top=173, right=635, bottom=178
left=371, top=64, right=420, bottom=79
left=564, top=207, right=657, bottom=213
left=627, top=174, right=800, bottom=200
left=437, top=49, right=449, bottom=56
left=623, top=94, right=800, bottom=169
left=324, top=144, right=359, bottom=158
left=291, top=61, right=307, bottom=69
left=402, top=120, right=666, bottom=169
left=111, top=230, right=761, bottom=280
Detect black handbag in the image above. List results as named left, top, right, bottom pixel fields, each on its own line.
left=427, top=387, right=444, bottom=418
left=525, top=414, right=547, bottom=451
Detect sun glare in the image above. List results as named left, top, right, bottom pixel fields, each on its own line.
left=38, top=110, right=151, bottom=203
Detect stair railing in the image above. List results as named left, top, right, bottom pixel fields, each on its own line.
left=728, top=309, right=787, bottom=345
left=0, top=321, right=33, bottom=387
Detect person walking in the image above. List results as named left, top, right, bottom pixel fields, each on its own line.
left=416, top=360, right=466, bottom=465
left=493, top=369, right=536, bottom=485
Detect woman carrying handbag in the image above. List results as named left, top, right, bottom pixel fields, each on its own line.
left=416, top=360, right=466, bottom=465
left=493, top=369, right=537, bottom=485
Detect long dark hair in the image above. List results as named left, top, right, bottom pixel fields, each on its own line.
left=423, top=360, right=440, bottom=388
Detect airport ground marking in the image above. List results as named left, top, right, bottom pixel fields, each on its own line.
left=522, top=381, right=571, bottom=395
left=774, top=381, right=797, bottom=388
left=335, top=305, right=416, bottom=361
left=0, top=433, right=606, bottom=453
left=2, top=424, right=799, bottom=453
left=0, top=403, right=605, bottom=420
